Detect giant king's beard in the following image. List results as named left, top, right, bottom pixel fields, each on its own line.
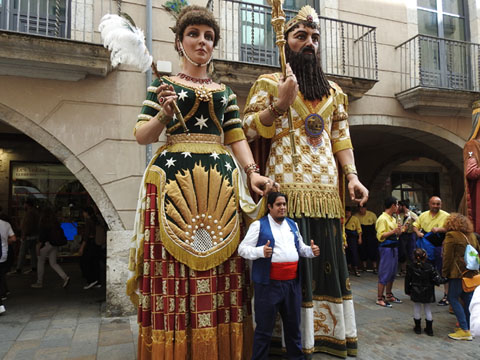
left=285, top=44, right=331, bottom=101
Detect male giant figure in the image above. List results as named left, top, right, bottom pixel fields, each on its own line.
left=243, top=6, right=368, bottom=358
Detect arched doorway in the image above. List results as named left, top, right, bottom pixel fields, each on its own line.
left=349, top=118, right=464, bottom=214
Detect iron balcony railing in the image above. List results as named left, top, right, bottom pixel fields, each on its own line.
left=396, top=34, right=480, bottom=93
left=209, top=0, right=378, bottom=81
left=0, top=0, right=117, bottom=43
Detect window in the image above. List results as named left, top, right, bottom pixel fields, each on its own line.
left=240, top=0, right=317, bottom=65
left=417, top=0, right=471, bottom=89
left=0, top=0, right=70, bottom=38
left=391, top=172, right=439, bottom=212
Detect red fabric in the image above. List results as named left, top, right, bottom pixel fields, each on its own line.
left=138, top=183, right=252, bottom=333
left=269, top=261, right=298, bottom=280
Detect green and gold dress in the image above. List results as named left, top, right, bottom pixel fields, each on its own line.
left=127, top=77, right=257, bottom=360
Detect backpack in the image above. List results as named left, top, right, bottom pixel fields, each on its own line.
left=50, top=223, right=67, bottom=247
left=464, top=234, right=480, bottom=271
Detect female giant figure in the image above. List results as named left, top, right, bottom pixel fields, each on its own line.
left=127, top=6, right=272, bottom=360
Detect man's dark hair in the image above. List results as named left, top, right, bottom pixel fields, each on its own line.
left=284, top=22, right=331, bottom=101
left=399, top=199, right=410, bottom=208
left=345, top=206, right=353, bottom=212
left=384, top=196, right=398, bottom=210
left=267, top=192, right=287, bottom=210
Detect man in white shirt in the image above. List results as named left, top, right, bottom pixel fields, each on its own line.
left=239, top=192, right=320, bottom=360
left=0, top=217, right=16, bottom=315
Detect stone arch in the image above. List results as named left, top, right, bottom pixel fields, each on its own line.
left=348, top=115, right=465, bottom=212
left=0, top=103, right=124, bottom=231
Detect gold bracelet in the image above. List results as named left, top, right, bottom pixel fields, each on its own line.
left=343, top=164, right=358, bottom=176
left=156, top=110, right=171, bottom=126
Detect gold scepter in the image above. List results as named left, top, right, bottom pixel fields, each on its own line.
left=267, top=0, right=300, bottom=170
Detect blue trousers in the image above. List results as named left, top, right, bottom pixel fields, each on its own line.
left=378, top=247, right=398, bottom=285
left=448, top=278, right=474, bottom=330
left=253, top=279, right=304, bottom=360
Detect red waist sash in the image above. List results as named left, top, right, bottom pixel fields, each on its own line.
left=270, top=261, right=298, bottom=280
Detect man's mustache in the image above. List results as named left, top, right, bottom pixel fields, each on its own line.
left=301, top=46, right=316, bottom=54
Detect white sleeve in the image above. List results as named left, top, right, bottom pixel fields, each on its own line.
left=8, top=223, right=14, bottom=237
left=238, top=221, right=264, bottom=260
left=296, top=222, right=315, bottom=258
left=469, top=286, right=480, bottom=340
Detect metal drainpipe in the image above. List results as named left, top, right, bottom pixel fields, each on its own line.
left=145, top=0, right=153, bottom=165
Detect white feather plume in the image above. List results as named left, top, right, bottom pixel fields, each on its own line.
left=99, top=14, right=153, bottom=73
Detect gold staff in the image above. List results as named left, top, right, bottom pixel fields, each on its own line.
left=267, top=0, right=300, bottom=170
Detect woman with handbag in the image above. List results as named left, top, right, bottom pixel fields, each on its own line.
left=442, top=213, right=480, bottom=340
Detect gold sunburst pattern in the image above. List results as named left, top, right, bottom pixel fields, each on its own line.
left=160, top=163, right=239, bottom=270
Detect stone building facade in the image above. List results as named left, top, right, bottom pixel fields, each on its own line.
left=0, top=0, right=479, bottom=315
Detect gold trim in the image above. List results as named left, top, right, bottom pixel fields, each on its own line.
left=313, top=335, right=347, bottom=345
left=312, top=294, right=352, bottom=303
left=228, top=93, right=237, bottom=102
left=279, top=182, right=342, bottom=218
left=164, top=142, right=230, bottom=154
left=208, top=96, right=223, bottom=133
left=143, top=99, right=162, bottom=111
left=302, top=301, right=314, bottom=308
left=133, top=120, right=148, bottom=136
left=147, top=86, right=158, bottom=93
left=165, top=75, right=226, bottom=93
left=158, top=163, right=241, bottom=271
left=167, top=133, right=221, bottom=145
left=254, top=114, right=276, bottom=139
left=332, top=139, right=353, bottom=154
left=225, top=104, right=240, bottom=113
left=138, top=114, right=153, bottom=121
left=224, top=128, right=247, bottom=145
left=223, top=118, right=242, bottom=127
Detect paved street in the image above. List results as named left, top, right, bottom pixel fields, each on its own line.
left=1, top=264, right=479, bottom=359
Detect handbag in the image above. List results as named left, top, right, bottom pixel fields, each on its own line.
left=461, top=271, right=480, bottom=293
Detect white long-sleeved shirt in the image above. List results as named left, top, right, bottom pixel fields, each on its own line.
left=469, top=286, right=480, bottom=340
left=238, top=214, right=315, bottom=262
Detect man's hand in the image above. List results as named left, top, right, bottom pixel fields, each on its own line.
left=264, top=240, right=273, bottom=258
left=346, top=176, right=369, bottom=206
left=310, top=240, right=320, bottom=256
left=276, top=63, right=298, bottom=111
left=249, top=173, right=279, bottom=196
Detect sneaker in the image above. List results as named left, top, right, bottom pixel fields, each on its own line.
left=0, top=305, right=5, bottom=315
left=62, top=277, right=70, bottom=288
left=83, top=280, right=98, bottom=290
left=23, top=269, right=33, bottom=275
left=7, top=269, right=21, bottom=275
left=31, top=283, right=43, bottom=289
left=93, top=284, right=102, bottom=289
left=448, top=329, right=472, bottom=341
left=438, top=296, right=449, bottom=306
left=1, top=296, right=7, bottom=301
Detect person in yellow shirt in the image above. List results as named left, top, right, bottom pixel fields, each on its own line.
left=345, top=206, right=362, bottom=277
left=355, top=204, right=378, bottom=273
left=413, top=196, right=450, bottom=306
left=375, top=197, right=403, bottom=307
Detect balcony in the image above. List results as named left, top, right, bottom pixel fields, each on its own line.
left=0, top=0, right=112, bottom=81
left=395, top=34, right=480, bottom=116
left=209, top=0, right=378, bottom=100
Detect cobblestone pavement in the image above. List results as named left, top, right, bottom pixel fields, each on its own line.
left=1, top=264, right=479, bottom=359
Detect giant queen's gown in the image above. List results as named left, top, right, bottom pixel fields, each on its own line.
left=127, top=77, right=255, bottom=360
